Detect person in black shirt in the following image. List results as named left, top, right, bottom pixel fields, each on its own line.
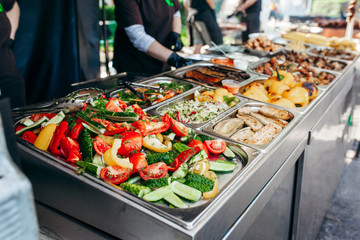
left=233, top=0, right=262, bottom=42
left=0, top=0, right=25, bottom=108
left=185, top=0, right=223, bottom=54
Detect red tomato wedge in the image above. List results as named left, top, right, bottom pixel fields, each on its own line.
left=169, top=118, right=188, bottom=137
left=105, top=100, right=122, bottom=112
left=93, top=136, right=111, bottom=156
left=129, top=152, right=148, bottom=174
left=108, top=98, right=127, bottom=110
left=100, top=166, right=131, bottom=185
left=188, top=139, right=209, bottom=156
left=204, top=139, right=227, bottom=154
left=139, top=162, right=168, bottom=181
left=117, top=132, right=143, bottom=157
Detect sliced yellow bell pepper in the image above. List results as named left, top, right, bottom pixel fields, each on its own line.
left=34, top=124, right=57, bottom=151
left=203, top=171, right=219, bottom=198
left=143, top=134, right=172, bottom=153
left=103, top=139, right=133, bottom=170
left=192, top=160, right=210, bottom=175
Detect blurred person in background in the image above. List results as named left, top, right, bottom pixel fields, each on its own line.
left=113, top=0, right=192, bottom=75
left=0, top=0, right=25, bottom=108
left=184, top=0, right=223, bottom=54
left=233, top=0, right=262, bottom=42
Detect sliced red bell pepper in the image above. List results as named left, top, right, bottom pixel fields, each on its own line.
left=30, top=113, right=57, bottom=122
left=15, top=125, right=25, bottom=132
left=104, top=122, right=132, bottom=136
left=169, top=146, right=201, bottom=171
left=136, top=115, right=170, bottom=136
left=92, top=118, right=112, bottom=128
left=167, top=157, right=180, bottom=171
left=21, top=131, right=37, bottom=144
left=132, top=104, right=146, bottom=120
left=60, top=137, right=82, bottom=163
left=49, top=121, right=69, bottom=156
left=69, top=123, right=84, bottom=140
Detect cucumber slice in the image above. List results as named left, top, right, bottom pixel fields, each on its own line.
left=76, top=161, right=103, bottom=177
left=173, top=142, right=191, bottom=153
left=92, top=154, right=105, bottom=167
left=223, top=147, right=235, bottom=159
left=16, top=116, right=49, bottom=135
left=172, top=162, right=188, bottom=179
left=164, top=192, right=188, bottom=208
left=188, top=150, right=208, bottom=165
left=170, top=181, right=202, bottom=202
left=43, top=111, right=65, bottom=127
left=143, top=186, right=171, bottom=202
left=228, top=145, right=248, bottom=162
left=209, top=160, right=236, bottom=172
left=126, top=176, right=142, bottom=184
left=19, top=118, right=34, bottom=127
left=82, top=123, right=102, bottom=135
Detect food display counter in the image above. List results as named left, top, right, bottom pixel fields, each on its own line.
left=15, top=40, right=359, bottom=239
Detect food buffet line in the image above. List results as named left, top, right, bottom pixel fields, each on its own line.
left=14, top=34, right=359, bottom=239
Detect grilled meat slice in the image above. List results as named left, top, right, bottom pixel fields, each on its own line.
left=258, top=105, right=292, bottom=120
left=236, top=114, right=263, bottom=132
left=230, top=127, right=254, bottom=142
left=185, top=70, right=223, bottom=83
left=243, top=123, right=282, bottom=144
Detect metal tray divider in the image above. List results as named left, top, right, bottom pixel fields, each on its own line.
left=200, top=100, right=300, bottom=152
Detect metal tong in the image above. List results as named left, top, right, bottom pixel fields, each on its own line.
left=12, top=88, right=104, bottom=120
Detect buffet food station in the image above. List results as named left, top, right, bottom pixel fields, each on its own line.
left=14, top=35, right=359, bottom=239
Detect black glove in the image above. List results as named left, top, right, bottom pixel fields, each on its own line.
left=167, top=52, right=193, bottom=68
left=167, top=32, right=184, bottom=52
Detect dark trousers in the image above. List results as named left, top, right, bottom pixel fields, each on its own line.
left=242, top=12, right=260, bottom=43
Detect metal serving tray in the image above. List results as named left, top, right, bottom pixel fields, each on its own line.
left=237, top=78, right=325, bottom=114
left=201, top=100, right=299, bottom=152
left=167, top=62, right=252, bottom=88
left=244, top=45, right=284, bottom=58
left=247, top=59, right=342, bottom=89
left=306, top=46, right=359, bottom=62
left=109, top=76, right=200, bottom=111
left=149, top=86, right=246, bottom=130
left=16, top=128, right=262, bottom=239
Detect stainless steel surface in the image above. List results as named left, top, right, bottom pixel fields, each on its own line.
left=15, top=45, right=359, bottom=240
left=244, top=46, right=284, bottom=58
left=224, top=139, right=306, bottom=240
left=109, top=76, right=200, bottom=112
left=18, top=133, right=261, bottom=239
left=201, top=100, right=299, bottom=152
left=149, top=86, right=245, bottom=130
left=297, top=75, right=354, bottom=240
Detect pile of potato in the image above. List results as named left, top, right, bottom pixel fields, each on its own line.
left=242, top=70, right=318, bottom=108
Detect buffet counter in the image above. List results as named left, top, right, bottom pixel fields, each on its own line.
left=16, top=44, right=359, bottom=240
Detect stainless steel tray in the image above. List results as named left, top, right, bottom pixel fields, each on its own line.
left=244, top=46, right=284, bottom=58
left=148, top=86, right=246, bottom=130
left=167, top=62, right=251, bottom=88
left=16, top=128, right=262, bottom=238
left=201, top=100, right=299, bottom=152
left=247, top=59, right=342, bottom=89
left=109, top=76, right=200, bottom=111
left=306, top=46, right=359, bottom=62
left=237, top=78, right=325, bottom=114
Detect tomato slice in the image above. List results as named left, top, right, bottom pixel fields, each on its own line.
left=139, top=162, right=168, bottom=181
left=169, top=118, right=188, bottom=137
left=108, top=98, right=127, bottom=110
left=93, top=136, right=112, bottom=156
left=92, top=118, right=112, bottom=128
left=188, top=139, right=209, bottom=156
left=106, top=100, right=122, bottom=112
left=204, top=139, right=227, bottom=154
left=100, top=166, right=131, bottom=185
left=104, top=122, right=132, bottom=136
left=132, top=104, right=146, bottom=120
left=117, top=132, right=143, bottom=157
left=129, top=152, right=148, bottom=174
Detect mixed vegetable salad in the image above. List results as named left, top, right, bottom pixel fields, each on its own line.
left=114, top=82, right=192, bottom=106
left=15, top=96, right=245, bottom=208
left=159, top=88, right=240, bottom=124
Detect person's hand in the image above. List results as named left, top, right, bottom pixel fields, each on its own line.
left=167, top=32, right=184, bottom=52
left=167, top=52, right=193, bottom=68
left=233, top=4, right=246, bottom=16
